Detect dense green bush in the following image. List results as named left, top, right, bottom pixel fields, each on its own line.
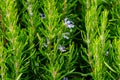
left=0, top=0, right=120, bottom=80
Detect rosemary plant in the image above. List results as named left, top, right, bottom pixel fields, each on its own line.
left=0, top=0, right=120, bottom=80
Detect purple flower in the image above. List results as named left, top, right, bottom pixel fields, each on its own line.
left=58, top=45, right=66, bottom=52
left=40, top=13, right=45, bottom=19
left=64, top=18, right=74, bottom=28
left=63, top=77, right=68, bottom=80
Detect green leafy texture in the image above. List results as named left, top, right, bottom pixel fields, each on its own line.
left=111, top=39, right=120, bottom=79
left=0, top=0, right=29, bottom=79
left=0, top=37, right=7, bottom=80
left=84, top=0, right=109, bottom=79
left=1, top=0, right=120, bottom=80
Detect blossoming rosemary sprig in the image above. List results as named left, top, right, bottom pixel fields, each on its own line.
left=36, top=0, right=78, bottom=79
left=1, top=0, right=120, bottom=80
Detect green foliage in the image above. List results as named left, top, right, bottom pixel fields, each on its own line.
left=0, top=0, right=120, bottom=80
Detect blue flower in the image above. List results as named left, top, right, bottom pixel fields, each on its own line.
left=58, top=45, right=66, bottom=52
left=40, top=13, right=45, bottom=19
left=64, top=18, right=74, bottom=28
left=63, top=77, right=68, bottom=80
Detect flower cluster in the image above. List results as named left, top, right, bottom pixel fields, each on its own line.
left=58, top=17, right=75, bottom=52
left=63, top=17, right=75, bottom=39
left=41, top=15, right=75, bottom=53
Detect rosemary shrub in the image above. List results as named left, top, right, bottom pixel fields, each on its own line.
left=0, top=0, right=120, bottom=80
